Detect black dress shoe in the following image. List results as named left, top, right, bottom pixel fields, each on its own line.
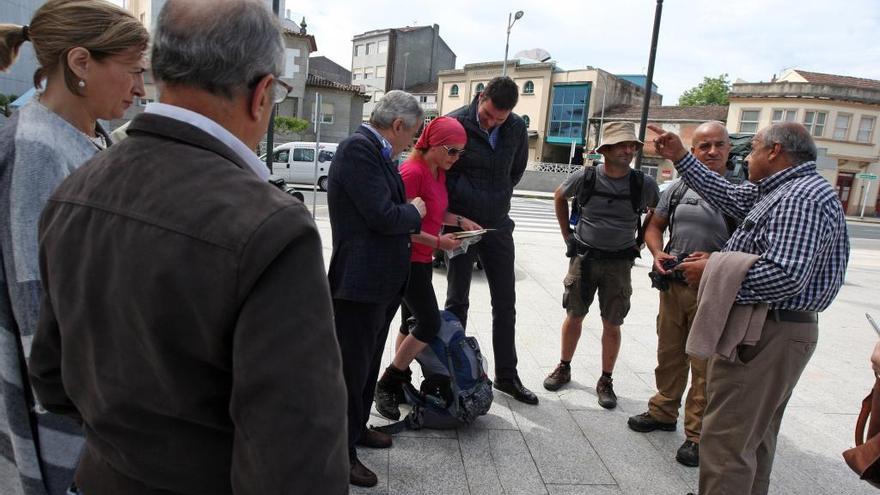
left=494, top=377, right=539, bottom=405
left=356, top=427, right=392, bottom=449
left=676, top=440, right=699, bottom=467
left=350, top=458, right=378, bottom=487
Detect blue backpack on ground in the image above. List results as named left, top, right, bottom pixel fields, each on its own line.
left=384, top=311, right=494, bottom=431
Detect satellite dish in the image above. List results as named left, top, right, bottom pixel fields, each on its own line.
left=514, top=48, right=552, bottom=63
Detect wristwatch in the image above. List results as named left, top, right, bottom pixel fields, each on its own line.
left=456, top=215, right=463, bottom=228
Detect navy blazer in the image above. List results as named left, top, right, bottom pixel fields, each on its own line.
left=327, top=126, right=422, bottom=303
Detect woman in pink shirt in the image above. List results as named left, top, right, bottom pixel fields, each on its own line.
left=374, top=117, right=481, bottom=420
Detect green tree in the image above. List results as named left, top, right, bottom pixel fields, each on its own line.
left=678, top=74, right=730, bottom=106
left=273, top=115, right=309, bottom=134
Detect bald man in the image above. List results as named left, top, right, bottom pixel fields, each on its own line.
left=627, top=122, right=738, bottom=468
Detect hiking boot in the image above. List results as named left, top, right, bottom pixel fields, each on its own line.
left=543, top=363, right=571, bottom=391
left=627, top=412, right=677, bottom=433
left=374, top=365, right=410, bottom=420
left=596, top=375, right=617, bottom=409
left=676, top=440, right=699, bottom=467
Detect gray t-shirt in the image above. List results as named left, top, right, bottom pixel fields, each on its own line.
left=561, top=165, right=659, bottom=251
left=654, top=182, right=731, bottom=256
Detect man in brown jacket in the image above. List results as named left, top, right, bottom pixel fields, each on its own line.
left=28, top=1, right=349, bottom=493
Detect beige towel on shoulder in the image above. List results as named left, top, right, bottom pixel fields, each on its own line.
left=685, top=251, right=768, bottom=360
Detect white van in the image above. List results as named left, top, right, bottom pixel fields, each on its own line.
left=263, top=142, right=337, bottom=191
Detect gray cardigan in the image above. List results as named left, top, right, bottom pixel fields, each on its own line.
left=0, top=100, right=106, bottom=495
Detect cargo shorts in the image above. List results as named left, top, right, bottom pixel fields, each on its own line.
left=562, top=255, right=634, bottom=325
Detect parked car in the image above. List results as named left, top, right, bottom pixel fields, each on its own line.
left=261, top=141, right=337, bottom=191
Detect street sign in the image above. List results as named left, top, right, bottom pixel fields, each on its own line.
left=857, top=173, right=878, bottom=180
left=586, top=153, right=603, bottom=161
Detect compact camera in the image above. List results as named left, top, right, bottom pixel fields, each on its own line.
left=648, top=252, right=689, bottom=291
left=269, top=178, right=305, bottom=202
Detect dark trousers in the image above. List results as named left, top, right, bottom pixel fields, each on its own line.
left=444, top=226, right=518, bottom=379
left=399, top=262, right=441, bottom=343
left=333, top=297, right=400, bottom=460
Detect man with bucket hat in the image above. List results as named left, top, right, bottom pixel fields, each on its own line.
left=543, top=122, right=659, bottom=410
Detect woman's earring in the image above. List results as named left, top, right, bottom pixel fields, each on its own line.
left=78, top=80, right=86, bottom=88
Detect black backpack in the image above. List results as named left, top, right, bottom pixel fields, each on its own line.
left=569, top=166, right=648, bottom=247
left=664, top=180, right=740, bottom=252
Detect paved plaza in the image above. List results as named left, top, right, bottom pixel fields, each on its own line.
left=312, top=198, right=880, bottom=495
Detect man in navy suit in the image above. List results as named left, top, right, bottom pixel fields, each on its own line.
left=327, top=90, right=426, bottom=488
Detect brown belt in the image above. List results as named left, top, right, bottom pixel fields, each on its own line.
left=767, top=309, right=818, bottom=323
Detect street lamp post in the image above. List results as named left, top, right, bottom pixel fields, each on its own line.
left=635, top=0, right=664, bottom=170
left=502, top=10, right=524, bottom=76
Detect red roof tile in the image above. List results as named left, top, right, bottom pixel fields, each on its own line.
left=793, top=70, right=880, bottom=91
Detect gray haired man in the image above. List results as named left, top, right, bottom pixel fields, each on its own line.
left=29, top=0, right=349, bottom=493
left=327, top=90, right=426, bottom=487
left=650, top=122, right=848, bottom=495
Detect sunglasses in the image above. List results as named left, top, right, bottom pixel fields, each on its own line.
left=442, top=145, right=466, bottom=157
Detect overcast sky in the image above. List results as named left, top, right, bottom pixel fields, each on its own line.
left=288, top=0, right=880, bottom=104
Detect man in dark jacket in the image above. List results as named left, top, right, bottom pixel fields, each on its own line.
left=445, top=76, right=537, bottom=404
left=28, top=1, right=349, bottom=494
left=327, top=90, right=425, bottom=487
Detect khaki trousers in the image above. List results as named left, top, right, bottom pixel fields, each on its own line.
left=699, top=319, right=818, bottom=495
left=648, top=282, right=707, bottom=442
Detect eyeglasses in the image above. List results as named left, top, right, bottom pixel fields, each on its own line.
left=272, top=78, right=293, bottom=104
left=443, top=145, right=466, bottom=157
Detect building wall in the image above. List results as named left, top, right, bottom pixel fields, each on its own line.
left=282, top=34, right=311, bottom=111
left=438, top=63, right=554, bottom=162
left=353, top=26, right=455, bottom=121
left=351, top=32, right=391, bottom=120
left=727, top=97, right=880, bottom=215
left=299, top=88, right=364, bottom=143
left=130, top=0, right=287, bottom=32
left=392, top=26, right=455, bottom=92
left=0, top=0, right=41, bottom=97
left=439, top=63, right=661, bottom=163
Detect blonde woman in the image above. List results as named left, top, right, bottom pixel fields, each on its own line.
left=0, top=1, right=148, bottom=493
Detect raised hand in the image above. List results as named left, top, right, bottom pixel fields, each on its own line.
left=647, top=124, right=688, bottom=162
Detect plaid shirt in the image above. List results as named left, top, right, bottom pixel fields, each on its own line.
left=676, top=152, right=849, bottom=311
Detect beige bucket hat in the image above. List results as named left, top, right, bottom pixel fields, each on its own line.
left=597, top=122, right=644, bottom=152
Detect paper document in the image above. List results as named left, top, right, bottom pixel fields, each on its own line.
left=450, top=229, right=495, bottom=239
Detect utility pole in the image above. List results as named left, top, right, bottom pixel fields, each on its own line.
left=635, top=0, right=663, bottom=170
left=265, top=0, right=281, bottom=173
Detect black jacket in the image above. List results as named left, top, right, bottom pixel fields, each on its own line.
left=30, top=113, right=349, bottom=495
left=445, top=95, right=529, bottom=228
left=327, top=126, right=422, bottom=303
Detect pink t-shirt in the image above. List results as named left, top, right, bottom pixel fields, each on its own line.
left=400, top=157, right=448, bottom=263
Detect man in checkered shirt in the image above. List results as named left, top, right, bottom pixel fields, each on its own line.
left=648, top=122, right=849, bottom=495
